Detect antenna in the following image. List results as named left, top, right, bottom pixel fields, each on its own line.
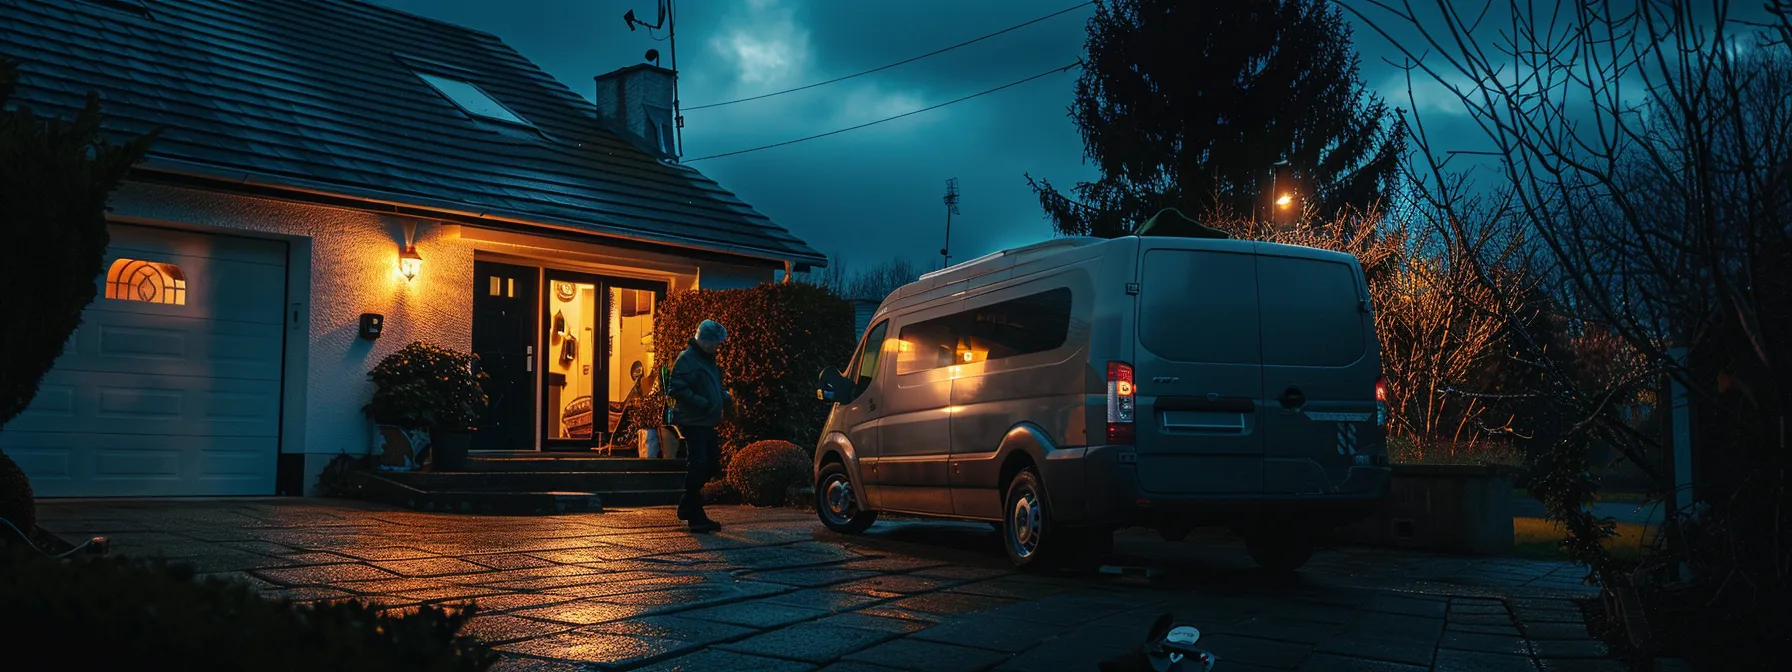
left=623, top=1, right=683, bottom=157
left=941, top=178, right=961, bottom=269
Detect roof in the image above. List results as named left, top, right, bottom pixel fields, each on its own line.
left=0, top=0, right=825, bottom=267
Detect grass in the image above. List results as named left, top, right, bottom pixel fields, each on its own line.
left=1512, top=516, right=1656, bottom=561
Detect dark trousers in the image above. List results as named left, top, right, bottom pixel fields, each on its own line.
left=676, top=424, right=719, bottom=518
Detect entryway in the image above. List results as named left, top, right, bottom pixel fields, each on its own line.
left=470, top=260, right=667, bottom=454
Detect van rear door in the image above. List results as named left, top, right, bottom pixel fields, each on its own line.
left=1252, top=244, right=1382, bottom=495
left=1132, top=239, right=1265, bottom=495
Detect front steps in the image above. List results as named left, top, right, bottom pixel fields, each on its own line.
left=351, top=454, right=689, bottom=515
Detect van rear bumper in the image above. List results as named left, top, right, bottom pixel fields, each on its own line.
left=1072, top=445, right=1392, bottom=529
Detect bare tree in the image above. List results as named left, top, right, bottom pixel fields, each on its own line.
left=843, top=257, right=925, bottom=302
left=1345, top=0, right=1792, bottom=662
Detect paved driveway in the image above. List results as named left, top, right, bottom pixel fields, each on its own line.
left=37, top=500, right=1621, bottom=672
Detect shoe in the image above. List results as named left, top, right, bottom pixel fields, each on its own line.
left=687, top=519, right=721, bottom=533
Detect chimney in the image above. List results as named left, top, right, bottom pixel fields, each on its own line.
left=595, top=64, right=677, bottom=157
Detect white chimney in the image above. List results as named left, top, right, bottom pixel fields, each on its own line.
left=594, top=64, right=677, bottom=157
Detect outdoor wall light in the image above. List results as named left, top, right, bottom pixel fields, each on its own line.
left=399, top=245, right=423, bottom=281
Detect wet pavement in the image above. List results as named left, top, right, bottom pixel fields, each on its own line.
left=37, top=500, right=1622, bottom=672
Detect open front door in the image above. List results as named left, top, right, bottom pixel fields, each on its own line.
left=471, top=261, right=539, bottom=451
left=540, top=271, right=666, bottom=452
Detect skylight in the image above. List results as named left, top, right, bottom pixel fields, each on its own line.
left=416, top=73, right=527, bottom=125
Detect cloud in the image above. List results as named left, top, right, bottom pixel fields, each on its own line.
left=709, top=0, right=810, bottom=88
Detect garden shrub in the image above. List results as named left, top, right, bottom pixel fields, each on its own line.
left=0, top=59, right=158, bottom=431
left=701, top=479, right=741, bottom=505
left=650, top=282, right=855, bottom=450
left=0, top=450, right=34, bottom=538
left=0, top=547, right=497, bottom=671
left=364, top=341, right=488, bottom=430
left=725, top=440, right=811, bottom=507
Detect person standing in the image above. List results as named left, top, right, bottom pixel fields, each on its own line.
left=665, top=319, right=732, bottom=533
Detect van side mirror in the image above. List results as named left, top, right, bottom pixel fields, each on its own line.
left=817, top=367, right=851, bottom=403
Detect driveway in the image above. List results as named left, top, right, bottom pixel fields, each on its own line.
left=37, top=500, right=1622, bottom=672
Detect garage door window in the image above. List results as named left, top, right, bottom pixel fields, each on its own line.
left=105, top=258, right=187, bottom=306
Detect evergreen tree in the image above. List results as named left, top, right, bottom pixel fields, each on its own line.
left=1027, top=0, right=1406, bottom=237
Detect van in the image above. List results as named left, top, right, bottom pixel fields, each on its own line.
left=812, top=226, right=1391, bottom=570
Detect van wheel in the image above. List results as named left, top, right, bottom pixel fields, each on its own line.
left=1244, top=532, right=1317, bottom=572
left=816, top=463, right=876, bottom=534
left=1003, top=468, right=1096, bottom=568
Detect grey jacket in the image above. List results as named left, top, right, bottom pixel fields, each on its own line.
left=665, top=340, right=729, bottom=427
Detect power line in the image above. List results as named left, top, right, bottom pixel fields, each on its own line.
left=683, top=1, right=1093, bottom=111
left=684, top=61, right=1081, bottom=163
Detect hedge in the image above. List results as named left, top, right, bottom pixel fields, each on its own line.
left=0, top=547, right=497, bottom=671
left=648, top=282, right=856, bottom=451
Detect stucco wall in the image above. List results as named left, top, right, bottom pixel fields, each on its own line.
left=109, top=182, right=474, bottom=473
left=104, top=181, right=784, bottom=493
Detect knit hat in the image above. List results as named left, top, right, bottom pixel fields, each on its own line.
left=695, top=319, right=728, bottom=346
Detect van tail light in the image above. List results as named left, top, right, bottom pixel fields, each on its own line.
left=1107, top=362, right=1135, bottom=445
left=1375, top=375, right=1389, bottom=425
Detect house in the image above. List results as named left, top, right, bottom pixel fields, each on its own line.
left=0, top=0, right=825, bottom=498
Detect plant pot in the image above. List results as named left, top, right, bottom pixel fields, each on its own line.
left=429, top=428, right=475, bottom=472
left=373, top=425, right=429, bottom=471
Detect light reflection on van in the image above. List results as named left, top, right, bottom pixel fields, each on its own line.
left=812, top=229, right=1391, bottom=570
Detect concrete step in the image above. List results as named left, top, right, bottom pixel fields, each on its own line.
left=347, top=471, right=607, bottom=515
left=380, top=470, right=685, bottom=493
left=462, top=456, right=688, bottom=473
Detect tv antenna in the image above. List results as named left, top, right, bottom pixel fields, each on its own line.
left=623, top=1, right=683, bottom=157
left=941, top=178, right=961, bottom=269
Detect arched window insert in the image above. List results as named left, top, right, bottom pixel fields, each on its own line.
left=105, top=258, right=187, bottom=306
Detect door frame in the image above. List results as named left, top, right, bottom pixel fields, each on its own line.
left=537, top=270, right=668, bottom=452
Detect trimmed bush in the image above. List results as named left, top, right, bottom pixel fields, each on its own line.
left=701, top=479, right=741, bottom=505
left=0, top=547, right=497, bottom=671
left=0, top=450, right=34, bottom=538
left=726, top=440, right=811, bottom=507
left=650, top=282, right=856, bottom=450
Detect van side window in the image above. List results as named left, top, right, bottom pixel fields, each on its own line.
left=895, top=288, right=1074, bottom=375
left=965, top=288, right=1072, bottom=361
left=896, top=318, right=958, bottom=375
left=850, top=321, right=889, bottom=399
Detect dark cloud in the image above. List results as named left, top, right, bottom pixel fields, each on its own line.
left=373, top=0, right=1564, bottom=268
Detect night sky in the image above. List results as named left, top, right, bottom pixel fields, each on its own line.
left=370, top=0, right=1502, bottom=271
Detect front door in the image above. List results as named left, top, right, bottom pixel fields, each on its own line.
left=540, top=271, right=666, bottom=452
left=471, top=261, right=539, bottom=451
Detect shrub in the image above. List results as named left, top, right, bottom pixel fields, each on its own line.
left=0, top=59, right=159, bottom=430
left=726, top=440, right=812, bottom=507
left=364, top=342, right=489, bottom=430
left=0, top=451, right=34, bottom=538
left=314, top=452, right=371, bottom=498
left=649, top=282, right=855, bottom=450
left=0, top=547, right=497, bottom=671
left=701, top=479, right=741, bottom=505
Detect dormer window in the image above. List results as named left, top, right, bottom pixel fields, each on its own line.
left=416, top=73, right=529, bottom=126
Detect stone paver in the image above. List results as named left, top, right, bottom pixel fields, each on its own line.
left=38, top=499, right=1626, bottom=671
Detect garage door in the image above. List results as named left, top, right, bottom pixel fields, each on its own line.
left=1, top=224, right=287, bottom=497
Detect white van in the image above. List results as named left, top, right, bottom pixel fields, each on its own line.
left=812, top=222, right=1391, bottom=570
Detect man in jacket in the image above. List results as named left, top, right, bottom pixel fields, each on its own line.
left=665, top=319, right=732, bottom=532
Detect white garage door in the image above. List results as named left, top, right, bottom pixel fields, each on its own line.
left=1, top=224, right=287, bottom=497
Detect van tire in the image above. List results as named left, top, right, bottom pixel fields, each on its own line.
left=1002, top=467, right=1073, bottom=568
left=1244, top=532, right=1317, bottom=572
left=816, top=463, right=877, bottom=534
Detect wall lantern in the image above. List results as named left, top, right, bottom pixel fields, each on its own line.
left=399, top=245, right=423, bottom=280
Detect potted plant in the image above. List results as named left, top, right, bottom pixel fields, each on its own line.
left=363, top=342, right=487, bottom=472
left=427, top=346, right=488, bottom=472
